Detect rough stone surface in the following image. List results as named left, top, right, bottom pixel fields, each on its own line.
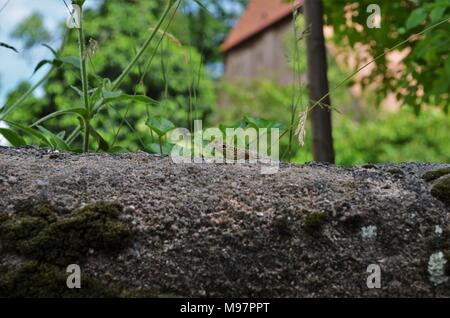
left=0, top=146, right=449, bottom=297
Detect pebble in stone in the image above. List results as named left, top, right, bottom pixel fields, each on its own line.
left=124, top=205, right=136, bottom=214
left=8, top=176, right=17, bottom=184
left=36, top=179, right=49, bottom=187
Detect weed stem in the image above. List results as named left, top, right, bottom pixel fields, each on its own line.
left=77, top=4, right=91, bottom=152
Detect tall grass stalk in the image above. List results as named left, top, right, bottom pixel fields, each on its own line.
left=75, top=3, right=91, bottom=152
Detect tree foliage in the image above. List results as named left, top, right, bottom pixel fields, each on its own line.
left=4, top=0, right=218, bottom=150
left=323, top=0, right=450, bottom=111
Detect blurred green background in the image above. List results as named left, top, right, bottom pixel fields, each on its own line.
left=1, top=0, right=449, bottom=165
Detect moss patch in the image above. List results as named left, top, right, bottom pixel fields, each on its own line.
left=431, top=175, right=450, bottom=205
left=422, top=168, right=450, bottom=182
left=0, top=201, right=132, bottom=265
left=0, top=261, right=119, bottom=298
left=0, top=201, right=139, bottom=298
left=303, top=212, right=328, bottom=236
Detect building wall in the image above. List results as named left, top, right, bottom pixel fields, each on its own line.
left=223, top=17, right=294, bottom=86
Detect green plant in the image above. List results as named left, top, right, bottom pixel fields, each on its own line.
left=146, top=116, right=176, bottom=155
left=0, top=0, right=183, bottom=152
left=324, top=0, right=450, bottom=112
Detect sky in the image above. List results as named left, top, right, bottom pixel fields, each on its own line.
left=0, top=0, right=99, bottom=105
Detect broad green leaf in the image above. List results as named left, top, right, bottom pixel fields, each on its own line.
left=146, top=116, right=176, bottom=137
left=6, top=122, right=52, bottom=147
left=406, top=8, right=427, bottom=30
left=33, top=60, right=52, bottom=75
left=89, top=126, right=110, bottom=152
left=147, top=142, right=174, bottom=156
left=102, top=90, right=122, bottom=99
left=60, top=56, right=81, bottom=69
left=37, top=126, right=71, bottom=151
left=0, top=128, right=26, bottom=146
left=103, top=93, right=158, bottom=105
left=430, top=7, right=446, bottom=23
left=42, top=43, right=57, bottom=57
left=31, top=108, right=87, bottom=127
left=93, top=92, right=158, bottom=113
left=219, top=119, right=248, bottom=134
left=244, top=116, right=284, bottom=130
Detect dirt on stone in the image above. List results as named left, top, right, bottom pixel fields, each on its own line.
left=0, top=146, right=449, bottom=297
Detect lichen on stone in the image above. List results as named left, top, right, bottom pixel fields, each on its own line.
left=428, top=252, right=449, bottom=286
left=434, top=225, right=443, bottom=236
left=361, top=225, right=377, bottom=240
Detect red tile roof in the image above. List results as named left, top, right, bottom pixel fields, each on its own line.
left=222, top=0, right=303, bottom=52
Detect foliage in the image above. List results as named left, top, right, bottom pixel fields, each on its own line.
left=323, top=0, right=450, bottom=111
left=10, top=13, right=51, bottom=50
left=332, top=108, right=450, bottom=166
left=1, top=0, right=216, bottom=152
left=219, top=78, right=450, bottom=166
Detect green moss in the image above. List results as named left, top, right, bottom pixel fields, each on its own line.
left=273, top=214, right=292, bottom=237
left=423, top=168, right=450, bottom=182
left=0, top=201, right=174, bottom=298
left=431, top=175, right=450, bottom=205
left=0, top=201, right=133, bottom=265
left=0, top=261, right=119, bottom=298
left=303, top=212, right=328, bottom=236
